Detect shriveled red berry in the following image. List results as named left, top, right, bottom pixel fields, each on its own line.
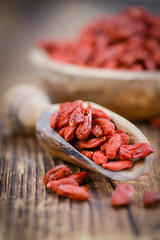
left=143, top=191, right=160, bottom=208
left=92, top=151, right=108, bottom=165
left=111, top=184, right=133, bottom=207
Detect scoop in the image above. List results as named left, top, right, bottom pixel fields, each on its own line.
left=36, top=104, right=153, bottom=181
left=1, top=84, right=153, bottom=181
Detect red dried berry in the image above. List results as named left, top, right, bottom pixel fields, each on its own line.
left=92, top=151, right=108, bottom=165
left=102, top=160, right=134, bottom=171
left=76, top=109, right=92, bottom=140
left=81, top=150, right=93, bottom=159
left=92, top=125, right=104, bottom=137
left=111, top=184, right=133, bottom=207
left=55, top=184, right=89, bottom=200
left=143, top=191, right=160, bottom=208
left=119, top=143, right=154, bottom=160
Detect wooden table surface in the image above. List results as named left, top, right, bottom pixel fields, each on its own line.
left=0, top=120, right=160, bottom=240
left=0, top=1, right=160, bottom=240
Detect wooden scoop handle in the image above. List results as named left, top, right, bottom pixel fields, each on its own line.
left=0, top=84, right=51, bottom=133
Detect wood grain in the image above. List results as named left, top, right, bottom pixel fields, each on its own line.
left=0, top=122, right=159, bottom=240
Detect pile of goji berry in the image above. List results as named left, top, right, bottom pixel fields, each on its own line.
left=43, top=164, right=89, bottom=200
left=50, top=100, right=154, bottom=171
left=39, top=7, right=160, bottom=71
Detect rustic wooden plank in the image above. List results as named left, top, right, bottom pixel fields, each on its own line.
left=112, top=124, right=160, bottom=239
left=128, top=125, right=160, bottom=239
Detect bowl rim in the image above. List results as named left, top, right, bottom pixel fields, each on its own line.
left=29, top=48, right=160, bottom=80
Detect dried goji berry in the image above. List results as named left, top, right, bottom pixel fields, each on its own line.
left=102, top=132, right=129, bottom=159
left=92, top=151, right=108, bottom=165
left=143, top=191, right=160, bottom=208
left=111, top=184, right=133, bottom=207
left=59, top=100, right=83, bottom=128
left=55, top=184, right=89, bottom=200
left=115, top=130, right=124, bottom=134
left=102, top=160, right=134, bottom=171
left=40, top=7, right=160, bottom=70
left=58, top=127, right=67, bottom=138
left=58, top=111, right=70, bottom=128
left=46, top=178, right=78, bottom=191
left=74, top=141, right=84, bottom=152
left=119, top=143, right=154, bottom=160
left=92, top=125, right=104, bottom=137
left=59, top=102, right=73, bottom=113
left=48, top=168, right=72, bottom=182
left=50, top=112, right=59, bottom=130
left=70, top=172, right=89, bottom=184
left=88, top=104, right=110, bottom=119
left=76, top=109, right=92, bottom=140
left=64, top=125, right=77, bottom=141
left=43, top=164, right=69, bottom=186
left=104, top=133, right=121, bottom=159
left=119, top=133, right=129, bottom=145
left=77, top=136, right=107, bottom=149
left=93, top=118, right=115, bottom=136
left=69, top=100, right=83, bottom=112
left=81, top=150, right=93, bottom=159
left=69, top=107, right=84, bottom=126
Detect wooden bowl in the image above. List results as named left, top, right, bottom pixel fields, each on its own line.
left=30, top=48, right=160, bottom=120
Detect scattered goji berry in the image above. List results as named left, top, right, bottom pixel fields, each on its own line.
left=43, top=164, right=70, bottom=186
left=111, top=184, right=133, bottom=207
left=70, top=172, right=89, bottom=184
left=143, top=191, right=160, bottom=208
left=48, top=168, right=72, bottom=183
left=46, top=178, right=78, bottom=191
left=55, top=184, right=89, bottom=200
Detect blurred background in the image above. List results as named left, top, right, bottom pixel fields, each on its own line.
left=0, top=0, right=160, bottom=92
left=0, top=0, right=160, bottom=121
